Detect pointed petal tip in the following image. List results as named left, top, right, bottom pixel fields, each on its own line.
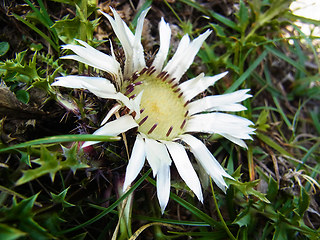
left=159, top=195, right=169, bottom=214
left=81, top=141, right=94, bottom=149
left=122, top=182, right=129, bottom=193
left=198, top=192, right=204, bottom=203
left=160, top=206, right=166, bottom=215
left=203, top=29, right=213, bottom=36
left=219, top=71, right=228, bottom=78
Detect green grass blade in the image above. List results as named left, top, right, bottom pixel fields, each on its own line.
left=170, top=192, right=222, bottom=228
left=179, top=0, right=241, bottom=31
left=135, top=216, right=210, bottom=227
left=310, top=110, right=320, bottom=135
left=87, top=206, right=211, bottom=227
left=226, top=50, right=268, bottom=93
left=209, top=11, right=241, bottom=32
left=292, top=25, right=320, bottom=73
left=36, top=0, right=55, bottom=26
left=265, top=45, right=307, bottom=74
left=297, top=141, right=320, bottom=171
left=0, top=135, right=120, bottom=153
left=147, top=177, right=222, bottom=228
left=24, top=0, right=59, bottom=44
left=131, top=0, right=153, bottom=28
left=256, top=132, right=293, bottom=158
left=24, top=0, right=51, bottom=28
left=272, top=96, right=292, bottom=130
left=12, top=13, right=59, bottom=51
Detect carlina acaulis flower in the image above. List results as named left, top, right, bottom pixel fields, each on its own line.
left=52, top=7, right=255, bottom=213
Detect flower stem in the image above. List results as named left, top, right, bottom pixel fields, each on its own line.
left=210, top=179, right=236, bottom=240
left=163, top=0, right=183, bottom=24
left=77, top=0, right=88, bottom=74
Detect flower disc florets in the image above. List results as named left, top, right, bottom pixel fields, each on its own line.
left=124, top=67, right=188, bottom=141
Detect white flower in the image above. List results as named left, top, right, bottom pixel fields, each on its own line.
left=52, top=7, right=255, bottom=213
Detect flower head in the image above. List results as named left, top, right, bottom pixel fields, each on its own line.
left=52, top=8, right=254, bottom=212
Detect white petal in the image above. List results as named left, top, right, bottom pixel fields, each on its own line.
left=52, top=76, right=117, bottom=97
left=165, top=142, right=203, bottom=202
left=219, top=133, right=248, bottom=149
left=100, top=9, right=134, bottom=77
left=185, top=113, right=255, bottom=139
left=61, top=41, right=120, bottom=76
left=163, top=30, right=212, bottom=83
left=208, top=104, right=247, bottom=112
left=180, top=134, right=234, bottom=192
left=82, top=115, right=138, bottom=148
left=157, top=163, right=171, bottom=213
left=132, top=8, right=149, bottom=72
left=115, top=92, right=139, bottom=113
left=101, top=104, right=121, bottom=126
left=100, top=8, right=149, bottom=77
left=180, top=72, right=228, bottom=101
left=188, top=89, right=251, bottom=115
left=152, top=18, right=171, bottom=72
left=144, top=138, right=171, bottom=177
left=109, top=40, right=123, bottom=87
left=123, top=134, right=146, bottom=191
left=100, top=9, right=133, bottom=56
left=53, top=76, right=133, bottom=108
left=162, top=34, right=190, bottom=78
left=131, top=91, right=143, bottom=120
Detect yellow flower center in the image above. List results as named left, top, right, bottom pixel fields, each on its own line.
left=125, top=67, right=189, bottom=141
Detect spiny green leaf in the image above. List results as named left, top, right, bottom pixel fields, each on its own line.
left=15, top=89, right=30, bottom=104
left=238, top=0, right=249, bottom=32
left=18, top=151, right=31, bottom=167
left=209, top=23, right=226, bottom=37
left=38, top=212, right=66, bottom=236
left=233, top=205, right=252, bottom=227
left=6, top=194, right=39, bottom=220
left=266, top=176, right=278, bottom=203
left=16, top=147, right=59, bottom=185
left=0, top=224, right=26, bottom=240
left=245, top=0, right=291, bottom=41
left=0, top=42, right=9, bottom=57
left=273, top=222, right=289, bottom=240
left=0, top=194, right=53, bottom=239
left=0, top=50, right=40, bottom=83
left=61, top=144, right=89, bottom=174
left=255, top=109, right=270, bottom=132
left=53, top=16, right=99, bottom=44
left=297, top=187, right=310, bottom=217
left=227, top=179, right=270, bottom=203
left=51, top=187, right=75, bottom=208
left=16, top=145, right=89, bottom=185
left=52, top=16, right=81, bottom=44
